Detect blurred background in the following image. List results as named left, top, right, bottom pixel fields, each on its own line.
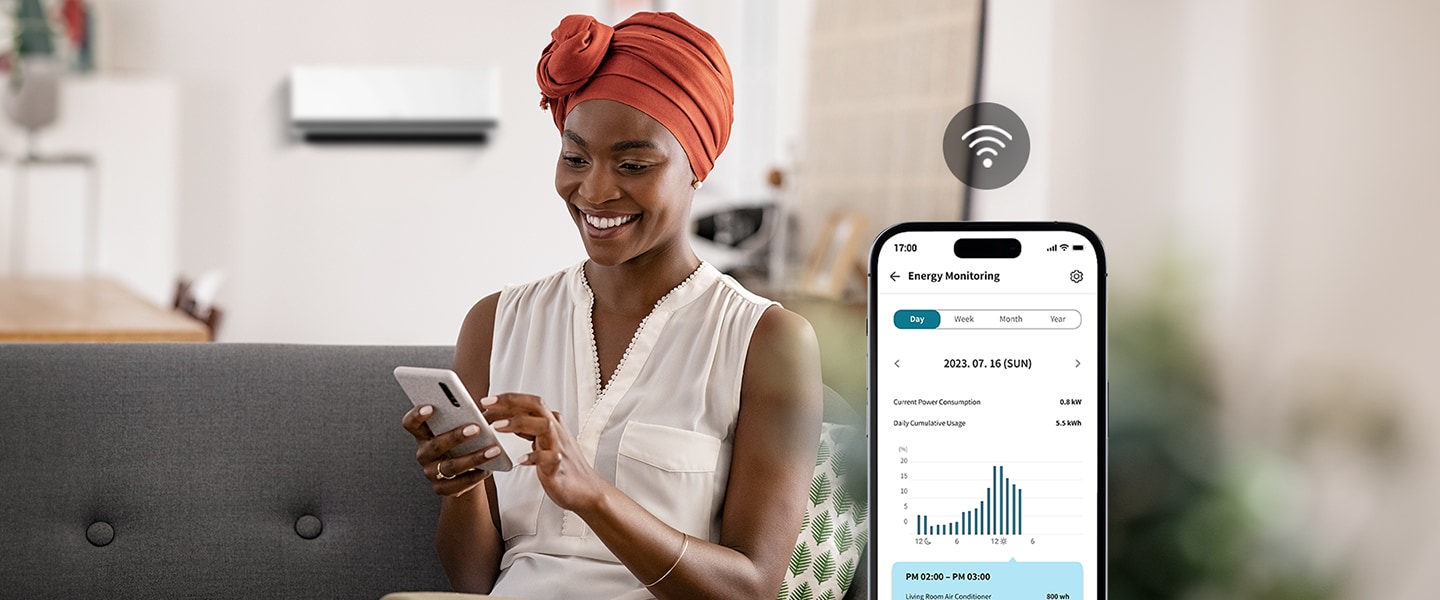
left=0, top=0, right=1436, bottom=597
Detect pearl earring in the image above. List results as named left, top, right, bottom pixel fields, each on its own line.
left=692, top=180, right=704, bottom=190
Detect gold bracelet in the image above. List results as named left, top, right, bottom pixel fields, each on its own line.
left=644, top=532, right=690, bottom=587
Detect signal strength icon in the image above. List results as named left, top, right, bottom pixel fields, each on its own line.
left=961, top=125, right=1014, bottom=169
left=1046, top=244, right=1059, bottom=252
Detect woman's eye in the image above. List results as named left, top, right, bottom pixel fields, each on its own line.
left=562, top=156, right=588, bottom=167
left=619, top=163, right=650, bottom=173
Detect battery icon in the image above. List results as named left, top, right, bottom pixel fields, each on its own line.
left=1073, top=244, right=1085, bottom=251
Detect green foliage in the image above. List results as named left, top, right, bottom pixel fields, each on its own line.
left=831, top=447, right=851, bottom=478
left=837, top=558, right=857, bottom=592
left=1107, top=257, right=1341, bottom=599
left=812, top=551, right=836, bottom=584
left=816, top=439, right=831, bottom=467
left=789, top=544, right=811, bottom=578
left=810, top=510, right=833, bottom=547
left=14, top=0, right=54, bottom=56
left=836, top=521, right=854, bottom=554
left=809, top=472, right=831, bottom=506
left=788, top=581, right=813, bottom=600
left=831, top=484, right=852, bottom=515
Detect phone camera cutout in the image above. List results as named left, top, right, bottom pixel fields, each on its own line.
left=437, top=382, right=461, bottom=407
left=954, top=238, right=1022, bottom=258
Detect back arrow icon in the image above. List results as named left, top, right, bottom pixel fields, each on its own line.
left=895, top=360, right=900, bottom=368
left=890, top=272, right=899, bottom=282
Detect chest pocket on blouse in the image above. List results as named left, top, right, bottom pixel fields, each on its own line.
left=616, top=421, right=723, bottom=540
left=492, top=465, right=542, bottom=541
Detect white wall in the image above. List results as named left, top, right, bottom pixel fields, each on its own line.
left=1240, top=4, right=1440, bottom=595
left=968, top=0, right=1053, bottom=222
left=0, top=77, right=179, bottom=305
left=100, top=0, right=596, bottom=343
left=986, top=0, right=1440, bottom=596
left=97, top=0, right=800, bottom=344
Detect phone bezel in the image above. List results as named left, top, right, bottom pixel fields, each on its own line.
left=866, top=221, right=1108, bottom=599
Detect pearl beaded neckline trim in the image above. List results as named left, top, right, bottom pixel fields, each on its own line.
left=579, top=261, right=707, bottom=401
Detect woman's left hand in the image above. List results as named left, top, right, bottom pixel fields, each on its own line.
left=480, top=393, right=608, bottom=513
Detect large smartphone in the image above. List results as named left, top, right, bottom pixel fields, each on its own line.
left=868, top=222, right=1106, bottom=599
left=393, top=366, right=514, bottom=472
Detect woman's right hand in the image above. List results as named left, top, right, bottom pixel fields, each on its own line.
left=402, top=404, right=505, bottom=497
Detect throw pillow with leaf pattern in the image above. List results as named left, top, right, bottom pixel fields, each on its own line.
left=778, top=422, right=867, bottom=600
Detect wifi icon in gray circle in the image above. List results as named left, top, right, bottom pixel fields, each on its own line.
left=943, top=102, right=1030, bottom=190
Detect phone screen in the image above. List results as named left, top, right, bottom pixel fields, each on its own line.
left=869, top=222, right=1105, bottom=599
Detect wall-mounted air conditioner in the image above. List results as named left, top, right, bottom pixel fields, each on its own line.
left=290, top=66, right=499, bottom=143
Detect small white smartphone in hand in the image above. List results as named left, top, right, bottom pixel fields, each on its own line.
left=393, top=366, right=513, bottom=472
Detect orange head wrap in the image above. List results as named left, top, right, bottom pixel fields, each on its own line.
left=537, top=12, right=734, bottom=182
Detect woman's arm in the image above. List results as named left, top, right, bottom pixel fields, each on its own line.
left=484, top=305, right=823, bottom=599
left=437, top=292, right=506, bottom=592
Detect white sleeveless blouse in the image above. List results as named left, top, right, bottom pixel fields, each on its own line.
left=486, top=261, right=776, bottom=600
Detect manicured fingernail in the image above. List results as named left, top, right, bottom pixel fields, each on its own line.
left=463, top=425, right=479, bottom=437
left=419, top=405, right=433, bottom=416
left=491, top=419, right=509, bottom=430
left=480, top=396, right=497, bottom=406
left=484, top=446, right=502, bottom=458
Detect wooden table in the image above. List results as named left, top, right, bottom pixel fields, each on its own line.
left=0, top=278, right=210, bottom=342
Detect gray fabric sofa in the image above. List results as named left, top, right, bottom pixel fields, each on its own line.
left=0, top=343, right=867, bottom=599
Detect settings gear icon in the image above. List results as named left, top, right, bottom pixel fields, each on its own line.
left=1070, top=270, right=1083, bottom=284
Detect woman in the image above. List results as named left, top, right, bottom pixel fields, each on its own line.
left=400, top=12, right=822, bottom=600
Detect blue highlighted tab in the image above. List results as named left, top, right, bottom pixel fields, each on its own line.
left=893, top=560, right=1083, bottom=599
left=894, top=310, right=940, bottom=329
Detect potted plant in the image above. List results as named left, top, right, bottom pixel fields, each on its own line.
left=5, top=0, right=62, bottom=156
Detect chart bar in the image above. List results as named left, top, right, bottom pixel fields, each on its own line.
left=910, top=465, right=1031, bottom=537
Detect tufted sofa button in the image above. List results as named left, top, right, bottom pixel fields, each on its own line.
left=86, top=521, right=114, bottom=547
left=295, top=514, right=323, bottom=540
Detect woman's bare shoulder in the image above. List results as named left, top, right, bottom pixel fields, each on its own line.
left=742, top=305, right=822, bottom=408
left=454, top=292, right=502, bottom=388
left=462, top=292, right=502, bottom=333
left=750, top=305, right=816, bottom=354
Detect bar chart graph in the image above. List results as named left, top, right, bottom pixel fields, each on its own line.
left=916, top=465, right=1024, bottom=536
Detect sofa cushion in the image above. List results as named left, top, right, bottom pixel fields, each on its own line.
left=0, top=343, right=456, bottom=599
left=779, top=422, right=868, bottom=600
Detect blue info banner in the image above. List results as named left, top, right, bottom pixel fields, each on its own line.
left=892, top=560, right=1082, bottom=600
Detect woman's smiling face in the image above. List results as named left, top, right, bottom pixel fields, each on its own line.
left=556, top=99, right=696, bottom=267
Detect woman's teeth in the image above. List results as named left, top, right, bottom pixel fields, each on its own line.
left=585, top=214, right=638, bottom=230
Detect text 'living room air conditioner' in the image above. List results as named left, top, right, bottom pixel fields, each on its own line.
left=290, top=66, right=499, bottom=143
